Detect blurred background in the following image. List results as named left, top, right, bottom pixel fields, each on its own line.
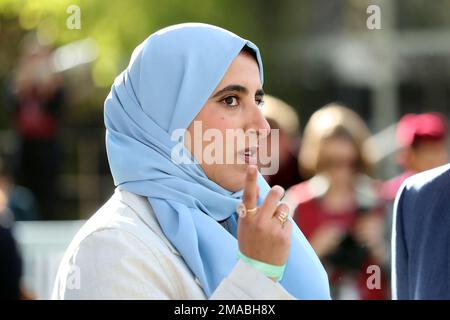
left=0, top=0, right=449, bottom=299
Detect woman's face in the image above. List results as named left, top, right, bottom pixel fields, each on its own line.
left=185, top=51, right=270, bottom=192
left=319, top=136, right=359, bottom=187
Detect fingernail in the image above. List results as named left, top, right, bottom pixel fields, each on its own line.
left=272, top=185, right=285, bottom=196
left=248, top=165, right=257, bottom=175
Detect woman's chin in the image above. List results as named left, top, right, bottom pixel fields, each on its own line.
left=217, top=166, right=247, bottom=192
left=203, top=163, right=253, bottom=192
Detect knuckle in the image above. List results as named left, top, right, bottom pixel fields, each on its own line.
left=269, top=225, right=279, bottom=238
left=243, top=190, right=253, bottom=202
left=254, top=220, right=266, bottom=233
left=279, top=203, right=290, bottom=213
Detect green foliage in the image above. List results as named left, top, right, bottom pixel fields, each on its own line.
left=0, top=0, right=264, bottom=87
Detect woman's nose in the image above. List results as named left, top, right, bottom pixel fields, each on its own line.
left=246, top=104, right=271, bottom=138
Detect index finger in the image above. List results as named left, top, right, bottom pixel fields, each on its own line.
left=242, top=165, right=258, bottom=211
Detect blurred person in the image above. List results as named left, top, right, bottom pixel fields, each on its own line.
left=0, top=157, right=40, bottom=221
left=53, top=23, right=330, bottom=300
left=0, top=188, right=23, bottom=299
left=382, top=112, right=449, bottom=203
left=392, top=163, right=450, bottom=299
left=7, top=41, right=64, bottom=220
left=286, top=104, right=389, bottom=299
left=381, top=113, right=448, bottom=278
left=261, top=95, right=304, bottom=189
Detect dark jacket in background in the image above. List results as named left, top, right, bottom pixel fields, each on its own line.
left=0, top=223, right=22, bottom=299
left=392, top=163, right=450, bottom=299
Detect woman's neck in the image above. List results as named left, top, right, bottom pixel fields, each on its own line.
left=321, top=184, right=355, bottom=214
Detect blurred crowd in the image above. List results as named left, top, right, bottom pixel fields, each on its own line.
left=264, top=97, right=449, bottom=300
left=0, top=42, right=449, bottom=300
left=1, top=41, right=64, bottom=299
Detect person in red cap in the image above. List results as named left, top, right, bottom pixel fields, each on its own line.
left=382, top=112, right=449, bottom=202
left=381, top=113, right=448, bottom=296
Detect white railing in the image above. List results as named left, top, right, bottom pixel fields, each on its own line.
left=12, top=220, right=85, bottom=300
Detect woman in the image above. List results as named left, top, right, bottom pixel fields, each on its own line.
left=286, top=104, right=389, bottom=299
left=53, top=23, right=330, bottom=299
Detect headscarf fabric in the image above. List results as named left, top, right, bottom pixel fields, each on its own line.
left=104, top=23, right=330, bottom=299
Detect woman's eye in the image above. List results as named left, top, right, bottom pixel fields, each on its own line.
left=222, top=96, right=239, bottom=108
left=256, top=98, right=265, bottom=107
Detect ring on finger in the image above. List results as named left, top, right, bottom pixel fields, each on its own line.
left=277, top=210, right=288, bottom=226
left=237, top=203, right=258, bottom=218
left=278, top=215, right=288, bottom=226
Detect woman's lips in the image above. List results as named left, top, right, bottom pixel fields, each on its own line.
left=238, top=146, right=258, bottom=164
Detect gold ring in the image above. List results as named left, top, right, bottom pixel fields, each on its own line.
left=277, top=210, right=288, bottom=226
left=236, top=203, right=258, bottom=218
left=278, top=215, right=288, bottom=226
left=278, top=210, right=288, bottom=219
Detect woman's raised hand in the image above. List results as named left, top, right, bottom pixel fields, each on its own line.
left=237, top=165, right=292, bottom=267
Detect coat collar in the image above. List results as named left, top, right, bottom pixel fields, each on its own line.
left=114, top=187, right=181, bottom=257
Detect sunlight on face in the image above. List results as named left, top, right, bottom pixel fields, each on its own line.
left=185, top=50, right=270, bottom=192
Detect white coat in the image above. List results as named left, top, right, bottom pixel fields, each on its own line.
left=52, top=188, right=295, bottom=299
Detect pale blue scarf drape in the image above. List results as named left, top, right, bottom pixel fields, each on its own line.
left=104, top=23, right=330, bottom=299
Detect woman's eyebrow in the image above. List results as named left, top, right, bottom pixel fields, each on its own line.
left=211, top=85, right=248, bottom=98
left=211, top=85, right=265, bottom=98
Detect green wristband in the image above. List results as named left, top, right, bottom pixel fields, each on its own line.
left=237, top=250, right=286, bottom=282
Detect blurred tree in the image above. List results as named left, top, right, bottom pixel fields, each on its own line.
left=0, top=0, right=271, bottom=88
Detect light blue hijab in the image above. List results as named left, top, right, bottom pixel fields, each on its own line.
left=104, top=23, right=330, bottom=299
